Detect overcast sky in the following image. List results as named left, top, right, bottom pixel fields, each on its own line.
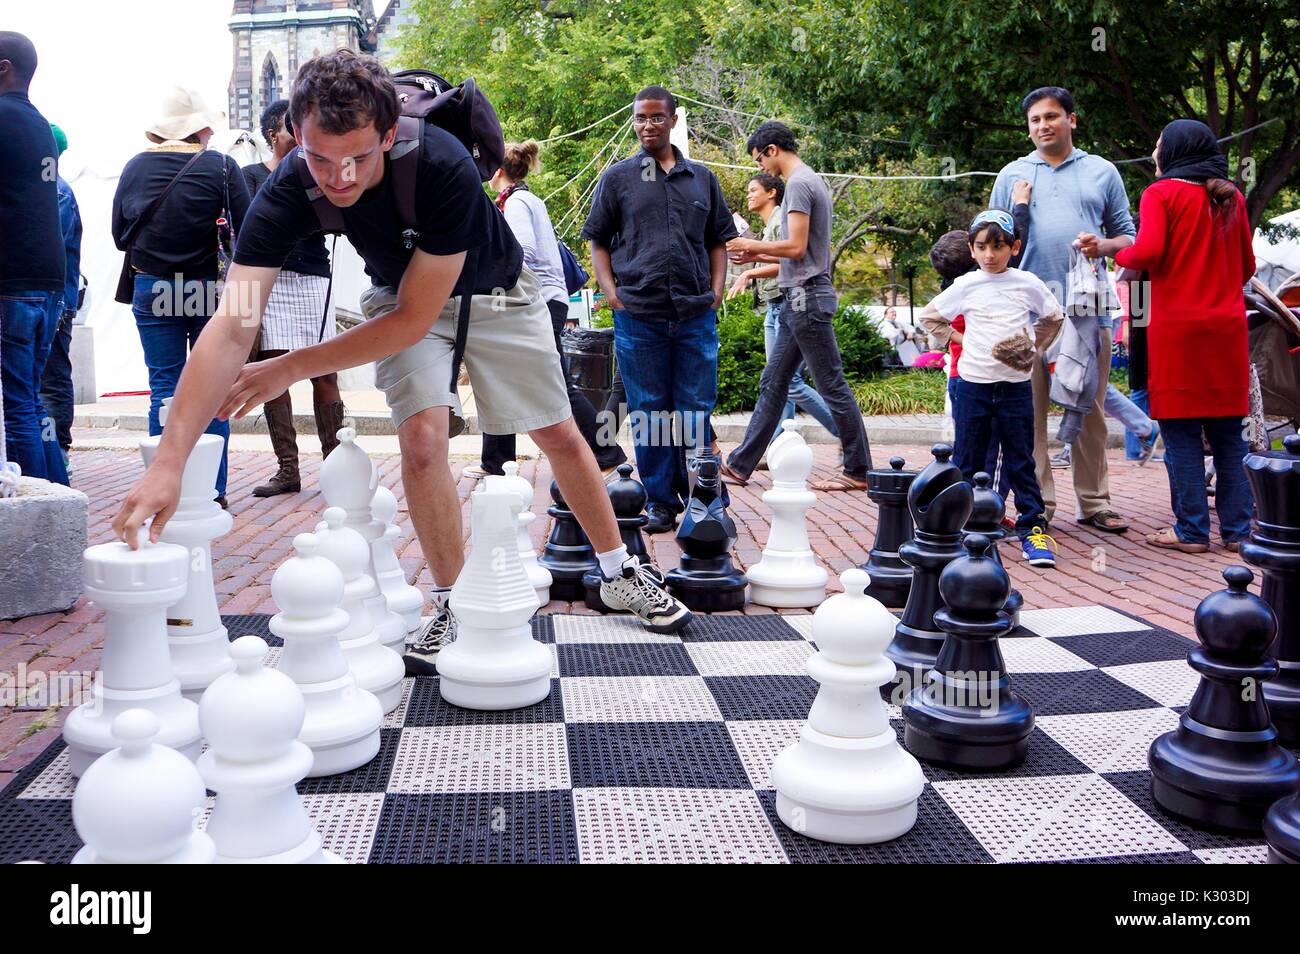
left=10, top=0, right=236, bottom=173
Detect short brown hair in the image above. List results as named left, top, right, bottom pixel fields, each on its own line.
left=501, top=140, right=541, bottom=182
left=929, top=229, right=975, bottom=284
left=289, top=49, right=399, bottom=137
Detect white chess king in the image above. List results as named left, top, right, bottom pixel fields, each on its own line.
left=771, top=568, right=924, bottom=843
left=438, top=485, right=550, bottom=710
left=138, top=396, right=234, bottom=698
left=746, top=420, right=828, bottom=608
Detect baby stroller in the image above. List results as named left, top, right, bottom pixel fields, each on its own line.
left=1245, top=273, right=1300, bottom=441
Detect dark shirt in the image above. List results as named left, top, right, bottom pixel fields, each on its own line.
left=241, top=162, right=331, bottom=278
left=56, top=175, right=83, bottom=313
left=0, top=91, right=65, bottom=294
left=234, top=124, right=522, bottom=298
left=112, top=146, right=251, bottom=279
left=582, top=145, right=738, bottom=320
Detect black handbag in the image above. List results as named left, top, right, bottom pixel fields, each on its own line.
left=114, top=150, right=206, bottom=303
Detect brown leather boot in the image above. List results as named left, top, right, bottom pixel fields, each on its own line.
left=315, top=398, right=347, bottom=458
left=253, top=395, right=301, bottom=497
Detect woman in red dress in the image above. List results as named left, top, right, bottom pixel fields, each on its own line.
left=1110, top=119, right=1256, bottom=553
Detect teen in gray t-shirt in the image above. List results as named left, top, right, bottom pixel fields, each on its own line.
left=779, top=165, right=833, bottom=287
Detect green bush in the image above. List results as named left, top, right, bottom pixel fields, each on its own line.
left=831, top=305, right=894, bottom=384
left=853, top=370, right=947, bottom=415
left=715, top=297, right=768, bottom=413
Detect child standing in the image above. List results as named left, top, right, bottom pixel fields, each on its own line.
left=916, top=210, right=1063, bottom=567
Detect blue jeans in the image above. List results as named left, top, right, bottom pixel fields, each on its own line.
left=1, top=291, right=69, bottom=484
left=613, top=308, right=718, bottom=511
left=40, top=310, right=75, bottom=453
left=1122, top=387, right=1152, bottom=459
left=763, top=301, right=838, bottom=441
left=949, top=375, right=1011, bottom=499
left=954, top=378, right=1044, bottom=536
left=133, top=274, right=229, bottom=495
left=1158, top=416, right=1253, bottom=545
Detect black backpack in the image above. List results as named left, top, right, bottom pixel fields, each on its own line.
left=293, top=70, right=506, bottom=386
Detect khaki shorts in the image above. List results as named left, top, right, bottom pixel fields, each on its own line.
left=359, top=267, right=572, bottom=436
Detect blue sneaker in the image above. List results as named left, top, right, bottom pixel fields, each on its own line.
left=1021, top=526, right=1058, bottom=567
left=1136, top=423, right=1162, bottom=466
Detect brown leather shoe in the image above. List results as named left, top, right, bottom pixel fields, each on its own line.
left=253, top=466, right=300, bottom=497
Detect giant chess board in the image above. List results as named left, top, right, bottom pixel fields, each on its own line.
left=0, top=606, right=1277, bottom=863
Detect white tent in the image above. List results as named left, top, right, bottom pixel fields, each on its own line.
left=1253, top=208, right=1300, bottom=293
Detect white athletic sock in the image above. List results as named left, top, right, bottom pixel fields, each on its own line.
left=430, top=585, right=452, bottom=608
left=597, top=545, right=630, bottom=579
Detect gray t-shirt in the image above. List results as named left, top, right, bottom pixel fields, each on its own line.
left=779, top=165, right=833, bottom=287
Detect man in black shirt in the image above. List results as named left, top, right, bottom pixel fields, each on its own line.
left=242, top=99, right=344, bottom=499
left=113, top=52, right=691, bottom=668
left=0, top=32, right=69, bottom=485
left=583, top=86, right=737, bottom=533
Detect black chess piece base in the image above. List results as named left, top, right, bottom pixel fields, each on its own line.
left=1265, top=794, right=1300, bottom=863
left=666, top=557, right=747, bottom=613
left=862, top=566, right=912, bottom=609
left=582, top=570, right=613, bottom=612
left=904, top=666, right=1034, bottom=771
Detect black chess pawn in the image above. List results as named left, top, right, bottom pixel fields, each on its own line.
left=887, top=444, right=974, bottom=678
left=1243, top=433, right=1300, bottom=746
left=903, top=533, right=1033, bottom=770
left=861, top=456, right=916, bottom=608
left=965, top=472, right=1023, bottom=629
left=1265, top=793, right=1300, bottom=864
left=1148, top=566, right=1300, bottom=833
left=666, top=453, right=747, bottom=612
left=584, top=464, right=650, bottom=611
left=537, top=479, right=598, bottom=602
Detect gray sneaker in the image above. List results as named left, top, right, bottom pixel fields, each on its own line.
left=600, top=556, right=692, bottom=634
left=1050, top=445, right=1072, bottom=469
left=404, top=602, right=457, bottom=677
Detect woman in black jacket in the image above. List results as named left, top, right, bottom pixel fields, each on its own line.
left=112, top=87, right=250, bottom=506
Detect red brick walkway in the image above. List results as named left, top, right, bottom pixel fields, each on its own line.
left=0, top=442, right=1250, bottom=788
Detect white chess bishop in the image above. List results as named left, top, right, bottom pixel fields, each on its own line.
left=746, top=420, right=828, bottom=608
left=314, top=507, right=405, bottom=713
left=369, top=485, right=424, bottom=633
left=64, top=534, right=202, bottom=777
left=771, top=568, right=924, bottom=843
left=484, top=460, right=552, bottom=606
left=199, top=636, right=342, bottom=864
left=270, top=532, right=383, bottom=776
left=438, top=485, right=551, bottom=710
left=138, top=396, right=234, bottom=699
left=72, top=709, right=215, bottom=864
left=319, top=426, right=407, bottom=655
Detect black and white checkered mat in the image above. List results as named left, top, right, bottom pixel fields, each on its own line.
left=0, top=607, right=1275, bottom=863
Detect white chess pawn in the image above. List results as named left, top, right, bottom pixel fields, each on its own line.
left=72, top=709, right=215, bottom=864
left=369, top=484, right=424, bottom=633
left=271, top=532, right=382, bottom=776
left=438, top=485, right=550, bottom=709
left=771, top=568, right=924, bottom=843
left=319, top=426, right=407, bottom=655
left=64, top=534, right=202, bottom=777
left=138, top=397, right=234, bottom=699
left=314, top=507, right=404, bottom=713
left=199, top=636, right=342, bottom=864
left=485, top=460, right=551, bottom=606
left=747, top=420, right=828, bottom=608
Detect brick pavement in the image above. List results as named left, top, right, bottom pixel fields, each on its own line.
left=0, top=441, right=1254, bottom=787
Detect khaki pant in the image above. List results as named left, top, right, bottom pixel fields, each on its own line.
left=1032, top=324, right=1112, bottom=524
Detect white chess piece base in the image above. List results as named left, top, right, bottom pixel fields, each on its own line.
left=746, top=558, right=828, bottom=608
left=435, top=622, right=551, bottom=710
left=72, top=833, right=215, bottom=865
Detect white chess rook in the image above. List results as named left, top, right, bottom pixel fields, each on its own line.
left=315, top=507, right=405, bottom=713
left=72, top=709, right=215, bottom=864
left=747, top=420, right=828, bottom=608
left=486, top=460, right=552, bottom=606
left=439, top=485, right=551, bottom=709
left=271, top=532, right=383, bottom=776
left=369, top=485, right=424, bottom=633
left=139, top=396, right=234, bottom=699
left=64, top=535, right=202, bottom=778
left=199, top=636, right=342, bottom=864
left=319, top=426, right=407, bottom=655
left=771, top=568, right=925, bottom=843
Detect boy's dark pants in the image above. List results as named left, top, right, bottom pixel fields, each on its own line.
left=954, top=378, right=1044, bottom=537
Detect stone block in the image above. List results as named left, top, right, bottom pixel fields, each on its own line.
left=71, top=322, right=96, bottom=405
left=0, top=477, right=88, bottom=620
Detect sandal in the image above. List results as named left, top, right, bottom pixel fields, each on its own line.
left=718, top=461, right=749, bottom=487
left=811, top=472, right=869, bottom=492
left=1077, top=509, right=1130, bottom=534
left=1146, top=527, right=1209, bottom=553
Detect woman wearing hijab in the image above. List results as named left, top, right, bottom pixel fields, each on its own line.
left=1099, top=119, right=1256, bottom=552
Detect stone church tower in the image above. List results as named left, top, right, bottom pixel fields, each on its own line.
left=227, top=0, right=411, bottom=133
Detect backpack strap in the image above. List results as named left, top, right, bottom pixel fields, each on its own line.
left=390, top=115, right=422, bottom=230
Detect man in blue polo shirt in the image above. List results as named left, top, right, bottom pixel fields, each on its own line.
left=0, top=32, right=69, bottom=485
left=584, top=86, right=738, bottom=534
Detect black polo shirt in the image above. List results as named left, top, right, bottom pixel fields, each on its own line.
left=235, top=123, right=521, bottom=298
left=582, top=146, right=737, bottom=320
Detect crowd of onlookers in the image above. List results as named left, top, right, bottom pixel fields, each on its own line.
left=1, top=26, right=1261, bottom=573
